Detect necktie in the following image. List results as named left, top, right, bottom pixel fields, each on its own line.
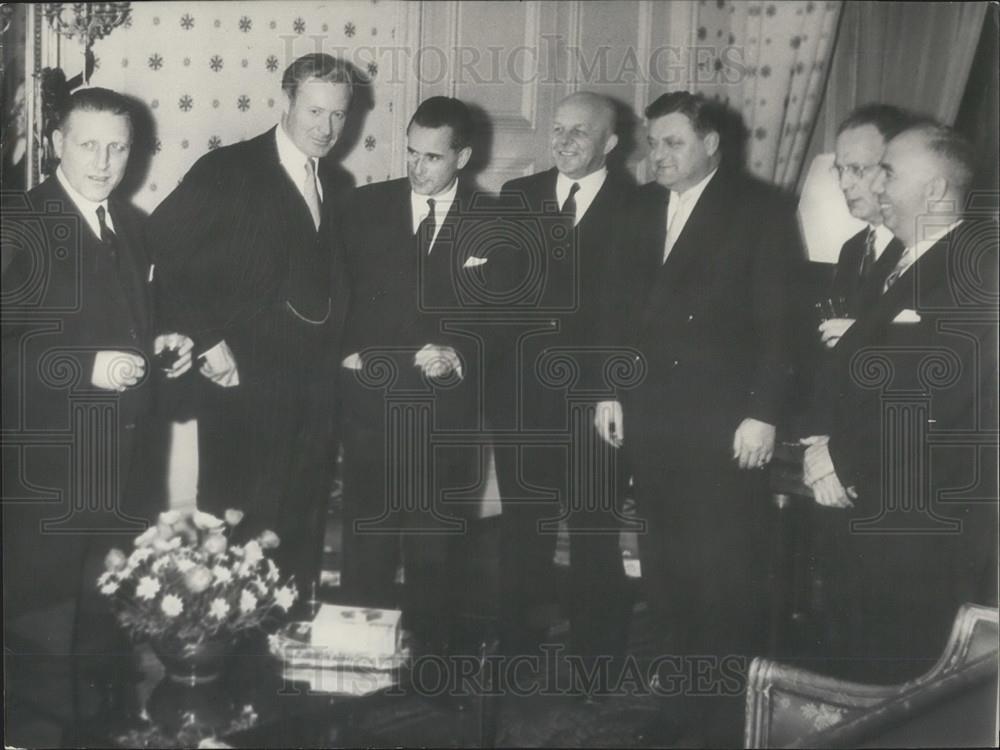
left=562, top=182, right=580, bottom=224
left=858, top=227, right=876, bottom=282
left=663, top=192, right=687, bottom=263
left=883, top=249, right=913, bottom=292
left=303, top=159, right=321, bottom=229
left=96, top=205, right=119, bottom=270
left=416, top=198, right=436, bottom=254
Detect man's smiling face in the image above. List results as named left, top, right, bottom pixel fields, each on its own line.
left=550, top=97, right=617, bottom=180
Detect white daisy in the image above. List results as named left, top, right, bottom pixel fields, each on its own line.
left=209, top=598, right=230, bottom=620
left=239, top=589, right=258, bottom=614
left=274, top=585, right=297, bottom=611
left=136, top=576, right=161, bottom=600
left=161, top=594, right=183, bottom=617
left=212, top=565, right=233, bottom=584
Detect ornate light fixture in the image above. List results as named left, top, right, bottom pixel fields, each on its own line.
left=42, top=2, right=131, bottom=83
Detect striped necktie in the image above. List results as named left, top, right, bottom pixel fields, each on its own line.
left=303, top=159, right=321, bottom=229
left=883, top=249, right=913, bottom=292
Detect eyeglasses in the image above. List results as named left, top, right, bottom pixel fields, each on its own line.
left=830, top=162, right=881, bottom=181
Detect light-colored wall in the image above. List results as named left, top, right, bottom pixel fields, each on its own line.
left=88, top=1, right=409, bottom=214
left=80, top=0, right=705, bottom=206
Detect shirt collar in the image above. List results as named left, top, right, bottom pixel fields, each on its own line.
left=411, top=178, right=459, bottom=220
left=276, top=123, right=319, bottom=187
left=871, top=223, right=894, bottom=257
left=556, top=166, right=607, bottom=197
left=556, top=167, right=608, bottom=225
left=56, top=166, right=109, bottom=236
left=670, top=167, right=717, bottom=207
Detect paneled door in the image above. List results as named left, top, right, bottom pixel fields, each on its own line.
left=413, top=1, right=697, bottom=189
left=417, top=1, right=566, bottom=192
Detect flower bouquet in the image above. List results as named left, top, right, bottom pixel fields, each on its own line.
left=98, top=508, right=297, bottom=683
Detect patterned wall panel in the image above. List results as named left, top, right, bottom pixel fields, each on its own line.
left=90, top=1, right=406, bottom=213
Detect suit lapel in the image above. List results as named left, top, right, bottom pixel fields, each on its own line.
left=575, top=171, right=616, bottom=233
left=264, top=130, right=316, bottom=240
left=542, top=169, right=560, bottom=212
left=108, top=199, right=151, bottom=336
left=841, top=233, right=951, bottom=352
left=47, top=180, right=149, bottom=334
left=263, top=128, right=329, bottom=248
left=396, top=180, right=418, bottom=253
left=659, top=170, right=727, bottom=285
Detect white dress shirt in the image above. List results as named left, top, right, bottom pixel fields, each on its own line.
left=275, top=123, right=324, bottom=203
left=663, top=168, right=718, bottom=261
left=556, top=167, right=607, bottom=226
left=56, top=166, right=112, bottom=238
left=870, top=223, right=894, bottom=259
left=411, top=178, right=458, bottom=251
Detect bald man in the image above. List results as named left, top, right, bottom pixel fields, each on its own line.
left=493, top=92, right=635, bottom=685
left=802, top=123, right=998, bottom=681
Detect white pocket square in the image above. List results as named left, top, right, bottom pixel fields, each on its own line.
left=893, top=308, right=922, bottom=323
left=341, top=352, right=363, bottom=370
left=463, top=256, right=488, bottom=268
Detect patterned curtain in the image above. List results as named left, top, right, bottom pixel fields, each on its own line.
left=694, top=0, right=842, bottom=189
left=89, top=1, right=404, bottom=214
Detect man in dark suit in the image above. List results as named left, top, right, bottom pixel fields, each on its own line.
left=148, top=54, right=353, bottom=593
left=2, top=87, right=192, bottom=741
left=337, top=96, right=494, bottom=652
left=817, top=105, right=911, bottom=351
left=494, top=92, right=635, bottom=679
left=595, top=92, right=797, bottom=741
left=802, top=123, right=998, bottom=682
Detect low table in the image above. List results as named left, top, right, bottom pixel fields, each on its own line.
left=64, top=628, right=499, bottom=749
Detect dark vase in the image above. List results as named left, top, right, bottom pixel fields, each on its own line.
left=146, top=677, right=237, bottom=739
left=151, top=636, right=231, bottom=686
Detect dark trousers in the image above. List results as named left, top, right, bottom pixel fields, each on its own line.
left=494, top=420, right=631, bottom=658
left=633, top=462, right=773, bottom=741
left=196, top=314, right=335, bottom=592
left=338, top=376, right=474, bottom=647
left=812, top=497, right=997, bottom=683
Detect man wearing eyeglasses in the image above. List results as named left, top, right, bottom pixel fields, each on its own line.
left=819, top=105, right=912, bottom=349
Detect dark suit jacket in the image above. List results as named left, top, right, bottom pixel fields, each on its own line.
left=2, top=176, right=155, bottom=613
left=821, top=219, right=998, bottom=669
left=803, top=229, right=906, bottom=434
left=499, top=168, right=636, bottom=345
left=830, top=226, right=905, bottom=317
left=828, top=219, right=999, bottom=504
left=338, top=177, right=496, bottom=427
left=337, top=177, right=501, bottom=537
left=606, top=168, right=799, bottom=470
left=494, top=168, right=636, bottom=430
left=147, top=127, right=351, bottom=381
